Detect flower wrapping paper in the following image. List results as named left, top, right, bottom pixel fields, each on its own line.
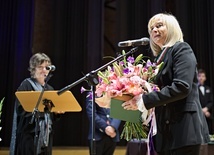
left=110, top=95, right=141, bottom=123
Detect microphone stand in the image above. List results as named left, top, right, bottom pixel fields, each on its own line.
left=57, top=47, right=139, bottom=155
left=57, top=47, right=139, bottom=95
left=30, top=73, right=53, bottom=155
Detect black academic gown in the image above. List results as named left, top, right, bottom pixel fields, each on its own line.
left=10, top=78, right=57, bottom=155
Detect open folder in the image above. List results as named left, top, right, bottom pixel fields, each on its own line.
left=15, top=91, right=82, bottom=112
left=110, top=95, right=141, bottom=123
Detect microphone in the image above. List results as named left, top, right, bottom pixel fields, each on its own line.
left=46, top=65, right=56, bottom=71
left=118, top=37, right=150, bottom=47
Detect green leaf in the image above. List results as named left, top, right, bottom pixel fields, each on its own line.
left=113, top=62, right=123, bottom=76
left=0, top=97, right=4, bottom=112
left=134, top=54, right=143, bottom=65
left=157, top=61, right=164, bottom=71
left=97, top=71, right=109, bottom=84
left=122, top=50, right=127, bottom=67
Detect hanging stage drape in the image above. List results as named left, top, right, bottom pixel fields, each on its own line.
left=0, top=0, right=214, bottom=147
left=0, top=0, right=35, bottom=146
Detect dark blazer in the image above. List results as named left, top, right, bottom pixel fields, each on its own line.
left=198, top=85, right=213, bottom=133
left=143, top=42, right=210, bottom=152
left=85, top=96, right=121, bottom=142
left=198, top=85, right=213, bottom=111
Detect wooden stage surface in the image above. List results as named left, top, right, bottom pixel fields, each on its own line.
left=1, top=144, right=214, bottom=155
left=0, top=146, right=126, bottom=155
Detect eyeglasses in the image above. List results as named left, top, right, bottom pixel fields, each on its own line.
left=36, top=66, right=48, bottom=70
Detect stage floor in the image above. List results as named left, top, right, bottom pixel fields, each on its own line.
left=0, top=146, right=126, bottom=155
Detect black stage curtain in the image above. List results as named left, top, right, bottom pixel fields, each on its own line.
left=0, top=0, right=214, bottom=147
left=0, top=0, right=35, bottom=146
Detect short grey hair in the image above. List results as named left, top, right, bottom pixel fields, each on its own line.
left=28, top=53, right=51, bottom=77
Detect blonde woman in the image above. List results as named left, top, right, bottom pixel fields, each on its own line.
left=123, top=13, right=210, bottom=155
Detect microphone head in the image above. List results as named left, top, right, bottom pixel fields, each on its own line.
left=118, top=37, right=150, bottom=47
left=118, top=41, right=132, bottom=47
left=139, top=37, right=150, bottom=45
left=46, top=65, right=56, bottom=71
left=132, top=37, right=150, bottom=46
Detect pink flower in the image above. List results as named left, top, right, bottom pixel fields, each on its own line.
left=94, top=52, right=163, bottom=98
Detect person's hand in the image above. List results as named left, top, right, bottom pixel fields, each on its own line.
left=54, top=111, right=65, bottom=114
left=122, top=95, right=141, bottom=110
left=205, top=111, right=211, bottom=117
left=105, top=126, right=116, bottom=138
left=202, top=107, right=211, bottom=117
left=107, top=131, right=116, bottom=138
left=202, top=107, right=208, bottom=113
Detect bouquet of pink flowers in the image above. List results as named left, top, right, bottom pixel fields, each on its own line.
left=95, top=51, right=161, bottom=98
left=93, top=50, right=163, bottom=141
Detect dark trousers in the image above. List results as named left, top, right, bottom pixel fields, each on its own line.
left=89, top=135, right=117, bottom=155
left=157, top=144, right=201, bottom=155
left=206, top=117, right=213, bottom=134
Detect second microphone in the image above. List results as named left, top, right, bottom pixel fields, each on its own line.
left=118, top=37, right=150, bottom=47
left=46, top=65, right=56, bottom=71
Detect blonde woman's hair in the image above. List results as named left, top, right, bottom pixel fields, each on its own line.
left=148, top=13, right=184, bottom=56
